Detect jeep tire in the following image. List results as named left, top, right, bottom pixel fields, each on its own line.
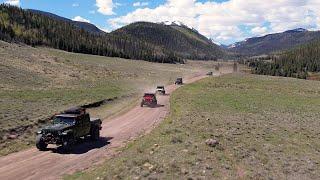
left=152, top=102, right=157, bottom=108
left=90, top=127, right=100, bottom=141
left=36, top=134, right=47, bottom=151
left=62, top=136, right=75, bottom=152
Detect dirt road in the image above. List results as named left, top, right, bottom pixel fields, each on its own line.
left=0, top=72, right=212, bottom=180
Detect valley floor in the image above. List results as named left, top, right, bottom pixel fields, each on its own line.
left=0, top=40, right=217, bottom=156
left=68, top=74, right=320, bottom=179
left=0, top=71, right=210, bottom=180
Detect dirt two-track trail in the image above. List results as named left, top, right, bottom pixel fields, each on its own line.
left=0, top=72, right=213, bottom=180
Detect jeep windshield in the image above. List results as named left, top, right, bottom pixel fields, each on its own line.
left=53, top=116, right=75, bottom=125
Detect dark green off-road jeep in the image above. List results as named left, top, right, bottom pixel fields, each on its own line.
left=36, top=107, right=102, bottom=151
left=175, top=78, right=183, bottom=85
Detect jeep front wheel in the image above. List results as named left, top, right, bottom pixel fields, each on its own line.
left=36, top=134, right=47, bottom=151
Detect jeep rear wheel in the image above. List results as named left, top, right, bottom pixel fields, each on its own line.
left=90, top=127, right=100, bottom=141
left=36, top=134, right=47, bottom=151
left=62, top=136, right=75, bottom=152
left=152, top=102, right=157, bottom=108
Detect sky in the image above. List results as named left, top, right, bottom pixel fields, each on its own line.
left=1, top=0, right=320, bottom=45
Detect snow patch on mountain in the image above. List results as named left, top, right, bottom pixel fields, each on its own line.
left=160, top=21, right=191, bottom=28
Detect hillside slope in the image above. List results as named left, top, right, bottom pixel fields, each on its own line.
left=247, top=40, right=320, bottom=79
left=111, top=22, right=224, bottom=60
left=28, top=9, right=104, bottom=34
left=229, top=28, right=320, bottom=55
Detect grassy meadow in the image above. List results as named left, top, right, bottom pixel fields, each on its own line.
left=67, top=74, right=320, bottom=179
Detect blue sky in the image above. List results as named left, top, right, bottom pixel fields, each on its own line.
left=1, top=0, right=319, bottom=45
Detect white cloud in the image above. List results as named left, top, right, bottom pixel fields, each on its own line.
left=96, top=0, right=115, bottom=15
left=108, top=0, right=320, bottom=44
left=72, top=16, right=90, bottom=23
left=4, top=0, right=19, bottom=6
left=251, top=26, right=268, bottom=35
left=133, top=2, right=149, bottom=7
left=115, top=2, right=123, bottom=6
left=72, top=3, right=79, bottom=7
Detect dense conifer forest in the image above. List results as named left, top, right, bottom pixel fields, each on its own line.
left=113, top=22, right=224, bottom=60
left=241, top=40, right=320, bottom=79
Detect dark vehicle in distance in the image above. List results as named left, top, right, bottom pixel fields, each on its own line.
left=36, top=107, right=102, bottom=151
left=175, top=78, right=183, bottom=85
left=156, top=86, right=166, bottom=95
left=206, top=72, right=213, bottom=76
left=141, top=93, right=157, bottom=107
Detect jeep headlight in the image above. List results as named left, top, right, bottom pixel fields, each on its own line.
left=61, top=131, right=68, bottom=135
left=37, top=130, right=42, bottom=134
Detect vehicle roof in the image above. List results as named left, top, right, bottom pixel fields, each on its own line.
left=55, top=114, right=78, bottom=118
left=64, top=107, right=85, bottom=114
left=144, top=93, right=156, bottom=96
left=157, top=86, right=164, bottom=88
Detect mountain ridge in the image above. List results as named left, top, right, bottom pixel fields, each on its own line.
left=27, top=9, right=224, bottom=60
left=112, top=21, right=224, bottom=60
left=28, top=9, right=105, bottom=34
left=228, top=28, right=320, bottom=55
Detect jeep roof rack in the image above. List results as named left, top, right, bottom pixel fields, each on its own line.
left=64, top=107, right=86, bottom=115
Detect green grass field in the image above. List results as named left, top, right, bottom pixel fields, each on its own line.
left=0, top=41, right=215, bottom=156
left=68, top=74, right=320, bottom=179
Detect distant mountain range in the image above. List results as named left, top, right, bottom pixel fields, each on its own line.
left=228, top=28, right=320, bottom=55
left=0, top=5, right=224, bottom=63
left=33, top=12, right=225, bottom=60
left=1, top=4, right=320, bottom=61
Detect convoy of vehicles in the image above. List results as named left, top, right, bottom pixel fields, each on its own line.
left=35, top=74, right=210, bottom=151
